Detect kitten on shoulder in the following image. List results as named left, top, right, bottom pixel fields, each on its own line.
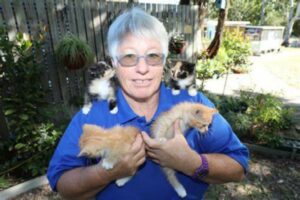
left=82, top=60, right=118, bottom=115
left=165, top=60, right=197, bottom=96
left=78, top=124, right=140, bottom=186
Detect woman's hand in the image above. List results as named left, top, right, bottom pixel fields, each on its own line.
left=142, top=120, right=200, bottom=176
left=110, top=134, right=146, bottom=180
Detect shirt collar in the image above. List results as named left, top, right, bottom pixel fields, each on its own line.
left=151, top=83, right=173, bottom=121
left=116, top=83, right=173, bottom=124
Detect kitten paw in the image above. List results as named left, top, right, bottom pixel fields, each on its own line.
left=188, top=89, right=197, bottom=96
left=172, top=89, right=180, bottom=95
left=116, top=176, right=132, bottom=187
left=110, top=107, right=118, bottom=114
left=175, top=185, right=187, bottom=198
left=82, top=104, right=92, bottom=114
left=101, top=159, right=114, bottom=170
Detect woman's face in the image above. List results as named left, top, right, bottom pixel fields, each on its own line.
left=114, top=34, right=164, bottom=102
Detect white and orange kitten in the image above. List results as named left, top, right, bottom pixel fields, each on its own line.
left=78, top=124, right=140, bottom=186
left=151, top=102, right=217, bottom=198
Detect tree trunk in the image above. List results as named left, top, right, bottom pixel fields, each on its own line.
left=260, top=0, right=267, bottom=25
left=283, top=0, right=300, bottom=46
left=205, top=0, right=229, bottom=58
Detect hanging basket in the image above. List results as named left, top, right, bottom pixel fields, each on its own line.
left=169, top=34, right=186, bottom=55
left=63, top=54, right=87, bottom=70
left=55, top=34, right=94, bottom=70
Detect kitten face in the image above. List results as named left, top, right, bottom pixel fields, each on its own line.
left=189, top=105, right=217, bottom=133
left=168, top=60, right=195, bottom=80
left=88, top=61, right=115, bottom=81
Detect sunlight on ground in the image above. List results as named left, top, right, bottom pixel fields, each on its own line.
left=258, top=47, right=300, bottom=89
left=249, top=162, right=272, bottom=177
left=236, top=184, right=268, bottom=196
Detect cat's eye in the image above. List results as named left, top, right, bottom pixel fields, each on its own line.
left=116, top=53, right=165, bottom=67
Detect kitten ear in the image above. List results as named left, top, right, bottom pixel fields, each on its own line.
left=211, top=108, right=218, bottom=114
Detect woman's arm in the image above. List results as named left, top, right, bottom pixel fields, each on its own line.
left=56, top=134, right=146, bottom=200
left=142, top=120, right=245, bottom=184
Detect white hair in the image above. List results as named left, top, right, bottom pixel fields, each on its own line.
left=107, top=7, right=169, bottom=62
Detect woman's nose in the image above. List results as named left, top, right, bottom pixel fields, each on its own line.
left=135, top=57, right=149, bottom=74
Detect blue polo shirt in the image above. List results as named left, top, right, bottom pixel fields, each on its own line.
left=47, top=83, right=249, bottom=200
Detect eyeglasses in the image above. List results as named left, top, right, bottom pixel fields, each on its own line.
left=116, top=53, right=165, bottom=67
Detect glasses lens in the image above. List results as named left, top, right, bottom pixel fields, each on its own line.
left=118, top=54, right=138, bottom=66
left=117, top=53, right=164, bottom=67
left=146, top=53, right=164, bottom=66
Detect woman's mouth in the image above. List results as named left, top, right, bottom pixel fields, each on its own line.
left=133, top=79, right=151, bottom=87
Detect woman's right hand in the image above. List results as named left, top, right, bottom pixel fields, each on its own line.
left=110, top=134, right=146, bottom=180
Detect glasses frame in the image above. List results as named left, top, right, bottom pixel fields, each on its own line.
left=116, top=53, right=165, bottom=67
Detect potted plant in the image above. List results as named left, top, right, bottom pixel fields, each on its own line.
left=169, top=33, right=186, bottom=54
left=55, top=33, right=94, bottom=70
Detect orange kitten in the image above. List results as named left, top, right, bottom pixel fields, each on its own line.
left=78, top=124, right=140, bottom=186
left=151, top=102, right=217, bottom=198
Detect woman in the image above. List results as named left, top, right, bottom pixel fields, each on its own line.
left=47, top=7, right=249, bottom=200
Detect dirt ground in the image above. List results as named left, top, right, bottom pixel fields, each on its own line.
left=10, top=153, right=300, bottom=200
left=204, top=154, right=300, bottom=200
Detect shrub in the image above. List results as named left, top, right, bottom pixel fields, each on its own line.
left=222, top=29, right=252, bottom=73
left=207, top=91, right=294, bottom=148
left=0, top=27, right=64, bottom=177
left=196, top=47, right=228, bottom=90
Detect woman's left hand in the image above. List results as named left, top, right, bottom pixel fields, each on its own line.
left=142, top=120, right=200, bottom=176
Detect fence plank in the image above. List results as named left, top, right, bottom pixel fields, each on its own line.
left=37, top=0, right=63, bottom=102
left=1, top=0, right=17, bottom=39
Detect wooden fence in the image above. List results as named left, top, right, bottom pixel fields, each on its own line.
left=0, top=0, right=199, bottom=105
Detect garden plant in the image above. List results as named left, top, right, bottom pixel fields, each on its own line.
left=0, top=27, right=65, bottom=185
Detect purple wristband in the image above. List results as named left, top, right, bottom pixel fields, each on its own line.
left=192, top=154, right=209, bottom=180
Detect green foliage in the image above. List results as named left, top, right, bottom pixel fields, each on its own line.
left=222, top=30, right=252, bottom=73
left=227, top=0, right=289, bottom=26
left=55, top=33, right=94, bottom=70
left=0, top=176, right=15, bottom=189
left=196, top=47, right=228, bottom=90
left=208, top=91, right=294, bottom=148
left=227, top=0, right=262, bottom=25
left=0, top=27, right=64, bottom=177
left=196, top=29, right=252, bottom=90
